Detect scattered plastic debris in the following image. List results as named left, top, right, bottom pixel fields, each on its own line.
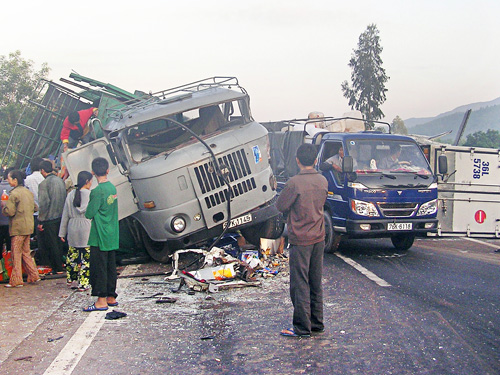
left=161, top=235, right=288, bottom=294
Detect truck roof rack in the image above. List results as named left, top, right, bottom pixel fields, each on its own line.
left=104, top=76, right=246, bottom=122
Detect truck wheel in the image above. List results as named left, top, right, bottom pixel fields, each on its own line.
left=140, top=227, right=174, bottom=263
left=241, top=215, right=285, bottom=247
left=391, top=234, right=415, bottom=252
left=324, top=211, right=341, bottom=253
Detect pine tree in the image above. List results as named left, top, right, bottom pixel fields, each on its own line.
left=341, top=24, right=389, bottom=126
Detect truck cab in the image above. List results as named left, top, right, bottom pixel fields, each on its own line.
left=317, top=132, right=439, bottom=252
left=265, top=116, right=442, bottom=252
left=2, top=75, right=283, bottom=263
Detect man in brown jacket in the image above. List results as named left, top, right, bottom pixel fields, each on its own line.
left=276, top=144, right=328, bottom=337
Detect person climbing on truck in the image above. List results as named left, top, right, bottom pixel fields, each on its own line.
left=61, top=107, right=99, bottom=150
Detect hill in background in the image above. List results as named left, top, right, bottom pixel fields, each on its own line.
left=406, top=97, right=500, bottom=140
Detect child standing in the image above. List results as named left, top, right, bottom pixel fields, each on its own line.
left=82, top=158, right=119, bottom=312
left=59, top=171, right=93, bottom=291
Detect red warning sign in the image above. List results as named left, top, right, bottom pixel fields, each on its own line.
left=474, top=210, right=486, bottom=224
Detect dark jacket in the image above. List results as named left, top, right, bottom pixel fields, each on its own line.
left=38, top=174, right=66, bottom=222
left=276, top=169, right=328, bottom=246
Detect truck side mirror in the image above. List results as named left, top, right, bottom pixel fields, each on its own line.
left=438, top=155, right=448, bottom=175
left=343, top=155, right=353, bottom=173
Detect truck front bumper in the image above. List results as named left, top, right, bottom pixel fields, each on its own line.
left=343, top=218, right=439, bottom=239
left=166, top=200, right=282, bottom=248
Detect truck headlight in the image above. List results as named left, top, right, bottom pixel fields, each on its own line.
left=348, top=182, right=369, bottom=189
left=171, top=216, right=186, bottom=233
left=417, top=199, right=437, bottom=216
left=350, top=199, right=380, bottom=217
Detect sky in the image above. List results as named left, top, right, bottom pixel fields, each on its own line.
left=2, top=0, right=499, bottom=125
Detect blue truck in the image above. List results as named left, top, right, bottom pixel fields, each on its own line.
left=265, top=116, right=447, bottom=252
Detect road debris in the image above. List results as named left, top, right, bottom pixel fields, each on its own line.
left=47, top=336, right=64, bottom=343
left=161, top=237, right=288, bottom=294
left=155, top=297, right=177, bottom=304
left=14, top=356, right=33, bottom=361
left=105, top=311, right=128, bottom=320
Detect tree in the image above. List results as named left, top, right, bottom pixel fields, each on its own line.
left=463, top=129, right=500, bottom=148
left=391, top=116, right=408, bottom=135
left=341, top=24, right=389, bottom=126
left=0, top=50, right=50, bottom=157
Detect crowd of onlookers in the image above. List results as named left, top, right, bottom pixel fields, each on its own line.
left=1, top=156, right=120, bottom=312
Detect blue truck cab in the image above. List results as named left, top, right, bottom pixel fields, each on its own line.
left=265, top=116, right=446, bottom=252
left=316, top=131, right=440, bottom=252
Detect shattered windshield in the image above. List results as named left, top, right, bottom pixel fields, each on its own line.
left=346, top=138, right=433, bottom=188
left=125, top=100, right=247, bottom=162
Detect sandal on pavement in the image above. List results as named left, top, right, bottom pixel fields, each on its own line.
left=107, top=302, right=119, bottom=307
left=4, top=284, right=23, bottom=288
left=280, top=328, right=310, bottom=338
left=82, top=303, right=108, bottom=312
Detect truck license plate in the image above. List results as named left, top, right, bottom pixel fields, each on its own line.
left=223, top=214, right=252, bottom=229
left=388, top=223, right=412, bottom=231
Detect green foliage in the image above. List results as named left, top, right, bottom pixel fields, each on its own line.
left=391, top=115, right=408, bottom=135
left=463, top=129, right=500, bottom=148
left=341, top=24, right=389, bottom=124
left=0, top=50, right=50, bottom=158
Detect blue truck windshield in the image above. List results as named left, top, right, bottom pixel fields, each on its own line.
left=346, top=139, right=433, bottom=189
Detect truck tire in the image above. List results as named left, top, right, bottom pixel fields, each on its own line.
left=241, top=215, right=285, bottom=247
left=140, top=227, right=174, bottom=263
left=324, top=211, right=341, bottom=253
left=391, top=234, right=415, bottom=252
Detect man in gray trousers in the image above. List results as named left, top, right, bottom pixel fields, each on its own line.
left=276, top=143, right=328, bottom=337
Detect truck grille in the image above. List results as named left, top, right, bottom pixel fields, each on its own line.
left=377, top=202, right=418, bottom=217
left=194, top=148, right=256, bottom=209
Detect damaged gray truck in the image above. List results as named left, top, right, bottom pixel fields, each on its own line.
left=2, top=75, right=283, bottom=262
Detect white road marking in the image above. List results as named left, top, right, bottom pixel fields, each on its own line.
left=43, top=311, right=106, bottom=375
left=335, top=252, right=392, bottom=287
left=462, top=237, right=499, bottom=249
left=43, top=268, right=133, bottom=375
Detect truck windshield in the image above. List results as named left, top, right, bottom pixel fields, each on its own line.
left=346, top=139, right=433, bottom=188
left=125, top=100, right=247, bottom=162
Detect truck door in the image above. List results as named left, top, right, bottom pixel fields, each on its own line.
left=63, top=138, right=139, bottom=220
left=318, top=141, right=348, bottom=228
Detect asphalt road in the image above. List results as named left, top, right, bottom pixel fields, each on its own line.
left=1, top=236, right=499, bottom=375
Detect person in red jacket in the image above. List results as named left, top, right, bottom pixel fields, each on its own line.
left=60, top=107, right=99, bottom=150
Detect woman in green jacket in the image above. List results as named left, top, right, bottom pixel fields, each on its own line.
left=2, top=170, right=40, bottom=287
